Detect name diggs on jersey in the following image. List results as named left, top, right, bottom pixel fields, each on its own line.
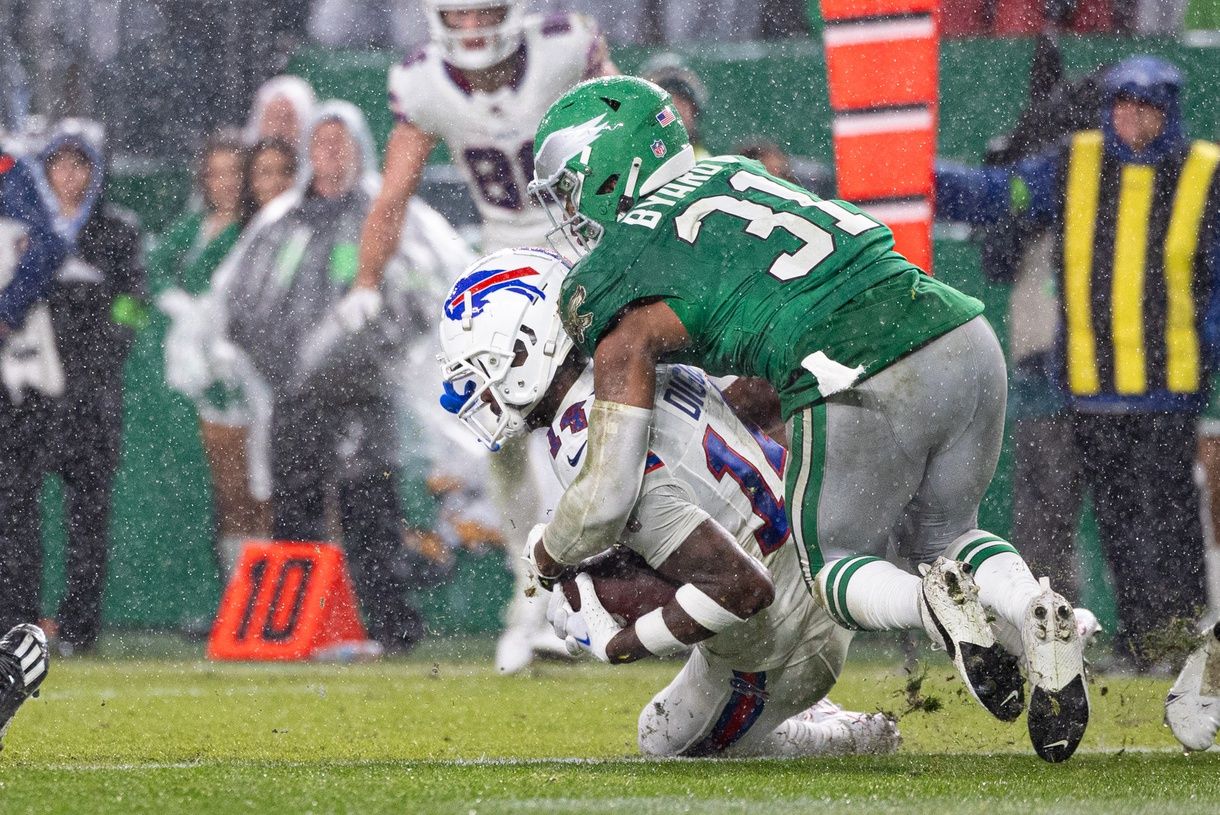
left=661, top=365, right=707, bottom=420
left=621, top=157, right=734, bottom=230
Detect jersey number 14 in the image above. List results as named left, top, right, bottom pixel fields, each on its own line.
left=675, top=170, right=881, bottom=281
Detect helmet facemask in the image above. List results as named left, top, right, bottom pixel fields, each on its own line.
left=529, top=155, right=607, bottom=258
left=438, top=248, right=574, bottom=451
left=425, top=0, right=524, bottom=72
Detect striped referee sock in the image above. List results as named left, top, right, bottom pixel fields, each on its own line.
left=947, top=530, right=1042, bottom=630
left=816, top=556, right=922, bottom=631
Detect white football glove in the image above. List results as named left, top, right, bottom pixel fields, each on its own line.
left=546, top=584, right=575, bottom=642
left=336, top=287, right=383, bottom=333
left=562, top=573, right=622, bottom=663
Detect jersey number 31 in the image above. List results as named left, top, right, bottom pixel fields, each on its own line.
left=675, top=170, right=881, bottom=281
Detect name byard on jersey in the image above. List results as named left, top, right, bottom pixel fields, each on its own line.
left=621, top=157, right=735, bottom=230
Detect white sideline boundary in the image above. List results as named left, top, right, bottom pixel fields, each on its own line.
left=32, top=746, right=1206, bottom=772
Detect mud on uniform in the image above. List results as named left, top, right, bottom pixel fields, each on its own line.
left=561, top=155, right=1002, bottom=579
left=547, top=364, right=850, bottom=756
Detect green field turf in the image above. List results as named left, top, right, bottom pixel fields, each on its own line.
left=2, top=644, right=1218, bottom=814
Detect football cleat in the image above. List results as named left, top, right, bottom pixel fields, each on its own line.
left=1165, top=621, right=1220, bottom=752
left=494, top=626, right=534, bottom=675
left=1022, top=578, right=1089, bottom=763
left=919, top=557, right=1024, bottom=722
left=0, top=623, right=49, bottom=747
left=799, top=697, right=845, bottom=724
left=793, top=704, right=901, bottom=756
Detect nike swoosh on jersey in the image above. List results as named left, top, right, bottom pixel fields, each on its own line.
left=567, top=442, right=588, bottom=467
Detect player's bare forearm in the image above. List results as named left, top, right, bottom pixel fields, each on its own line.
left=354, top=122, right=434, bottom=290
left=606, top=520, right=775, bottom=663
left=355, top=197, right=407, bottom=289
left=592, top=301, right=691, bottom=408
left=722, top=377, right=786, bottom=447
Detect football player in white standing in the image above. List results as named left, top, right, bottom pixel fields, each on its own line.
left=438, top=248, right=900, bottom=757
left=346, top=0, right=616, bottom=673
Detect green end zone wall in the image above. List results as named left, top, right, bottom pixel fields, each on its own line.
left=49, top=36, right=1220, bottom=634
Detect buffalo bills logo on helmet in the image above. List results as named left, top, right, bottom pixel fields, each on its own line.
left=444, top=266, right=546, bottom=321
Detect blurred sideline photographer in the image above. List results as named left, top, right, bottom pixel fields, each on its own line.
left=938, top=57, right=1220, bottom=671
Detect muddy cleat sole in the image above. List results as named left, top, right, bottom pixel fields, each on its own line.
left=1023, top=578, right=1089, bottom=762
left=920, top=557, right=1024, bottom=722
left=1165, top=621, right=1220, bottom=752
left=0, top=623, right=50, bottom=746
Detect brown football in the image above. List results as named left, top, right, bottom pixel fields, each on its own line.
left=559, top=547, right=679, bottom=624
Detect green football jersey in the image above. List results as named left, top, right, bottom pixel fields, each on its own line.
left=560, top=155, right=985, bottom=418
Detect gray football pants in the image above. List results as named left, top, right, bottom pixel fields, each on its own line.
left=785, top=316, right=1008, bottom=575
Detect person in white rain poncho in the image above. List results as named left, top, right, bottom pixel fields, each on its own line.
left=201, top=100, right=471, bottom=652
left=242, top=75, right=317, bottom=152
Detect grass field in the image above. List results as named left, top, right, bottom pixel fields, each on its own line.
left=2, top=639, right=1218, bottom=814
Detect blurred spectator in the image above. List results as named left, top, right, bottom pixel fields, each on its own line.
left=151, top=131, right=264, bottom=577
left=241, top=138, right=298, bottom=221
left=939, top=39, right=1106, bottom=603
left=735, top=137, right=833, bottom=198
left=216, top=102, right=423, bottom=653
left=242, top=76, right=316, bottom=152
left=306, top=1, right=807, bottom=48
left=642, top=53, right=710, bottom=158
left=0, top=29, right=30, bottom=134
left=942, top=0, right=1123, bottom=35
left=1134, top=0, right=1190, bottom=33
left=937, top=57, right=1218, bottom=671
left=308, top=0, right=425, bottom=49
left=33, top=119, right=146, bottom=654
left=0, top=126, right=66, bottom=638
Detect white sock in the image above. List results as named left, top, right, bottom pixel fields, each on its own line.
left=947, top=531, right=1042, bottom=630
left=816, top=556, right=922, bottom=631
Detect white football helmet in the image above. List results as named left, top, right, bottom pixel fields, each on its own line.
left=424, top=0, right=525, bottom=72
left=438, top=247, right=574, bottom=450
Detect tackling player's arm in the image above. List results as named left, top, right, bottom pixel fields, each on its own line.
left=721, top=377, right=785, bottom=446
left=604, top=519, right=774, bottom=663
left=534, top=300, right=691, bottom=574
left=353, top=121, right=437, bottom=291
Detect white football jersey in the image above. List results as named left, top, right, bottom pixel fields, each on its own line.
left=545, top=364, right=835, bottom=672
left=388, top=12, right=606, bottom=253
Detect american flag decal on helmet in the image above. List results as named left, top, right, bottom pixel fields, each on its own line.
left=444, top=266, right=545, bottom=322
left=656, top=107, right=677, bottom=127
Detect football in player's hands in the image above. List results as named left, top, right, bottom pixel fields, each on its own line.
left=559, top=547, right=679, bottom=625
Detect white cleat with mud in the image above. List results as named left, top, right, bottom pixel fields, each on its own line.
left=919, top=557, right=1024, bottom=723
left=1165, top=622, right=1220, bottom=752
left=1022, top=577, right=1089, bottom=763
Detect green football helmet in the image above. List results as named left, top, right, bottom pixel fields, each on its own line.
left=529, top=76, right=694, bottom=254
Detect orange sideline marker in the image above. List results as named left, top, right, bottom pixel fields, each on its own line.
left=207, top=541, right=369, bottom=661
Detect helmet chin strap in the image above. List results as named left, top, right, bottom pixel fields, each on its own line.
left=616, top=156, right=643, bottom=219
